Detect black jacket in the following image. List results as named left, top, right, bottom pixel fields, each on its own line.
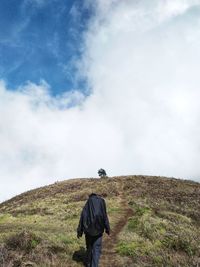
left=77, top=193, right=110, bottom=237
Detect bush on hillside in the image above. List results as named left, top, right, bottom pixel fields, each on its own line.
left=5, top=231, right=41, bottom=253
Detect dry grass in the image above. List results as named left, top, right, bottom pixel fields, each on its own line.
left=0, top=175, right=200, bottom=266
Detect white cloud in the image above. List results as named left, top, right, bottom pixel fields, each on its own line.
left=80, top=0, right=200, bottom=177
left=1, top=0, right=200, bottom=202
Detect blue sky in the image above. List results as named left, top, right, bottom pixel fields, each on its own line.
left=0, top=0, right=91, bottom=95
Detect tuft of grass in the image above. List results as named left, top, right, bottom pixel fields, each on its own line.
left=161, top=227, right=199, bottom=256
left=135, top=206, right=151, bottom=216
left=5, top=230, right=41, bottom=252
left=127, top=217, right=139, bottom=231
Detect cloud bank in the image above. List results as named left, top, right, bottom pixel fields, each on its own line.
left=1, top=0, right=200, bottom=201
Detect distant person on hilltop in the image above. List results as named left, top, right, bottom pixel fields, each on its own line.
left=77, top=193, right=110, bottom=267
left=98, top=168, right=107, bottom=178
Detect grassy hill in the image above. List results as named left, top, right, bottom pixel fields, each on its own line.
left=0, top=175, right=200, bottom=267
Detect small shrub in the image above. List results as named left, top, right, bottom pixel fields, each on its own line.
left=31, top=239, right=40, bottom=249
left=161, top=233, right=197, bottom=256
left=135, top=206, right=151, bottom=216
left=152, top=255, right=163, bottom=265
left=117, top=239, right=153, bottom=258
left=5, top=231, right=41, bottom=253
left=58, top=235, right=74, bottom=245
left=128, top=218, right=139, bottom=231
left=117, top=241, right=139, bottom=257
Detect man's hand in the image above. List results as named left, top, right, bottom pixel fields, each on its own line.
left=105, top=229, right=110, bottom=236
left=77, top=231, right=82, bottom=239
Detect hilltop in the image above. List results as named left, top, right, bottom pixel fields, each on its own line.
left=0, top=175, right=200, bottom=267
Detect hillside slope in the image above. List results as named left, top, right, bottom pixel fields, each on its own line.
left=0, top=175, right=200, bottom=267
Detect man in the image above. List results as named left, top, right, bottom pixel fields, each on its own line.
left=77, top=193, right=110, bottom=267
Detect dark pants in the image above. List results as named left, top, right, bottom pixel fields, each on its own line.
left=85, top=233, right=102, bottom=267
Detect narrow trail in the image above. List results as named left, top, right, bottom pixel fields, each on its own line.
left=99, top=186, right=134, bottom=267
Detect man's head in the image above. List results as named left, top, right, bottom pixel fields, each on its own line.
left=89, top=193, right=97, bottom=197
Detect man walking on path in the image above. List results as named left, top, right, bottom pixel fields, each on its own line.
left=77, top=193, right=110, bottom=267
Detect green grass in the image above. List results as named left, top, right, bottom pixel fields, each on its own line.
left=0, top=175, right=200, bottom=266
left=116, top=177, right=200, bottom=266
left=0, top=178, right=122, bottom=266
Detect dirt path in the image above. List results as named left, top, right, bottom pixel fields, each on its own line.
left=99, top=194, right=134, bottom=267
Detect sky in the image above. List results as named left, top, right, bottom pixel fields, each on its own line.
left=1, top=0, right=200, bottom=202
left=0, top=0, right=90, bottom=94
